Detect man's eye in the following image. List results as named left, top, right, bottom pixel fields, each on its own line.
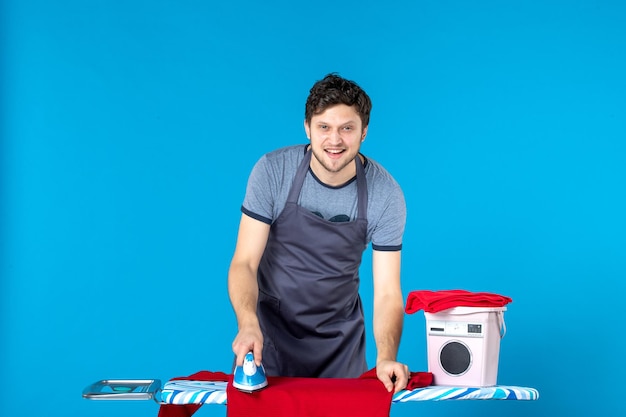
left=343, top=126, right=353, bottom=131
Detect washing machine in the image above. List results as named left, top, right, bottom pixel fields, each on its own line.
left=424, top=306, right=506, bottom=387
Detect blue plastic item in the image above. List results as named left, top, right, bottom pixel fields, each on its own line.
left=232, top=352, right=268, bottom=392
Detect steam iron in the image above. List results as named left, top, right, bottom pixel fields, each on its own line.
left=232, top=352, right=268, bottom=392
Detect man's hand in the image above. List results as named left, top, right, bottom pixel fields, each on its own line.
left=231, top=323, right=264, bottom=367
left=376, top=360, right=409, bottom=393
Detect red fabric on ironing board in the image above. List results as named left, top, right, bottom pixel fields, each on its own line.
left=405, top=289, right=512, bottom=314
left=226, top=369, right=393, bottom=417
left=157, top=371, right=229, bottom=417
left=157, top=369, right=433, bottom=417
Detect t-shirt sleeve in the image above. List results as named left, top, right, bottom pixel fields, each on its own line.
left=241, top=155, right=275, bottom=224
left=371, top=184, right=406, bottom=251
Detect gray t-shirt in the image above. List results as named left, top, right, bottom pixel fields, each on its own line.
left=241, top=145, right=406, bottom=251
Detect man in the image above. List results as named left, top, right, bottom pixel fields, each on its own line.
left=228, top=73, right=409, bottom=393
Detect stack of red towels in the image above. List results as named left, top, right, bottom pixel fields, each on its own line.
left=405, top=289, right=512, bottom=314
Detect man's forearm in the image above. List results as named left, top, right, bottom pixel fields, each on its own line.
left=371, top=249, right=404, bottom=363
left=228, top=262, right=260, bottom=328
left=373, top=294, right=405, bottom=363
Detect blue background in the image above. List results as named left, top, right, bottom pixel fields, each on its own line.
left=2, top=0, right=625, bottom=416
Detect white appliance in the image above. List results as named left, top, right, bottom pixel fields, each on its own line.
left=424, top=306, right=506, bottom=387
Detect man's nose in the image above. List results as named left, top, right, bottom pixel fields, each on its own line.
left=330, top=128, right=342, bottom=142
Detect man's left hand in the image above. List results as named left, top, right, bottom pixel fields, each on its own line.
left=376, top=360, right=409, bottom=393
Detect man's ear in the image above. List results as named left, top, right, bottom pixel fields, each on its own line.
left=304, top=120, right=311, bottom=139
left=361, top=126, right=368, bottom=142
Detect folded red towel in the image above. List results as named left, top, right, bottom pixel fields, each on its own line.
left=407, top=371, right=433, bottom=390
left=157, top=369, right=432, bottom=417
left=405, top=289, right=512, bottom=314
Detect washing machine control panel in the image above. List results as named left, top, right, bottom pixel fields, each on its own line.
left=427, top=320, right=484, bottom=338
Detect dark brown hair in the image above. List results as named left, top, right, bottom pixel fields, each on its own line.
left=304, top=73, right=372, bottom=127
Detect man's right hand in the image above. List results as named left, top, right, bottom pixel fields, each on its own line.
left=232, top=323, right=264, bottom=367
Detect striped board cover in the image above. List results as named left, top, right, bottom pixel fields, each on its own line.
left=158, top=381, right=538, bottom=405
left=392, top=385, right=539, bottom=402
left=159, top=381, right=228, bottom=405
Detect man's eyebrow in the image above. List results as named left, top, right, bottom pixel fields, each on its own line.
left=315, top=119, right=358, bottom=126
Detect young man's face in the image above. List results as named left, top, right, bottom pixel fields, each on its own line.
left=304, top=104, right=368, bottom=186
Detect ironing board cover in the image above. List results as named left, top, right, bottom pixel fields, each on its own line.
left=158, top=380, right=539, bottom=405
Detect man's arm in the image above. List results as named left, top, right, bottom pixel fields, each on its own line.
left=228, top=213, right=271, bottom=366
left=372, top=249, right=409, bottom=393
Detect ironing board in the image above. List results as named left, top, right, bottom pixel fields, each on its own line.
left=159, top=380, right=539, bottom=404
left=83, top=379, right=539, bottom=404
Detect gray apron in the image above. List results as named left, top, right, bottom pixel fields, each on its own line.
left=257, top=149, right=369, bottom=378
